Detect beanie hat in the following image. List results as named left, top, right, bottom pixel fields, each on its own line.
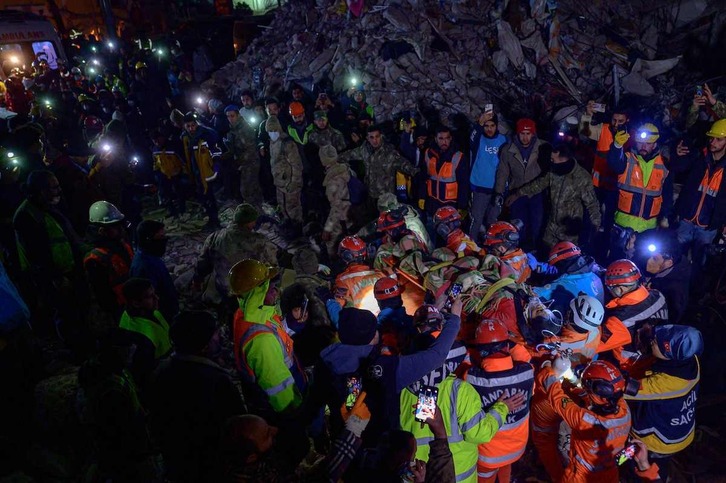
left=224, top=104, right=240, bottom=114
left=292, top=247, right=319, bottom=275
left=265, top=115, right=282, bottom=133
left=170, top=311, right=217, bottom=354
left=319, top=144, right=338, bottom=167
left=655, top=324, right=704, bottom=360
left=170, top=109, right=184, bottom=126
left=338, top=308, right=378, bottom=345
left=314, top=110, right=328, bottom=120
left=516, top=118, right=536, bottom=135
left=233, top=203, right=259, bottom=225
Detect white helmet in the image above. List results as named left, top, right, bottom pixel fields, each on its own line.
left=570, top=295, right=604, bottom=332
left=89, top=200, right=125, bottom=224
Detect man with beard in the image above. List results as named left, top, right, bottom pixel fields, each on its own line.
left=423, top=126, right=470, bottom=217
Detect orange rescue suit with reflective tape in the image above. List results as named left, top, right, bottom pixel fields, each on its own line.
left=426, top=150, right=463, bottom=203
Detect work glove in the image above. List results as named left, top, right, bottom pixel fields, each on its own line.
left=614, top=130, right=630, bottom=148
left=418, top=199, right=425, bottom=210
left=553, top=356, right=578, bottom=383
left=527, top=252, right=559, bottom=275
left=340, top=392, right=371, bottom=438
left=318, top=264, right=331, bottom=276
left=315, top=286, right=334, bottom=303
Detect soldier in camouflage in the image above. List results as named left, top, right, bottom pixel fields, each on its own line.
left=319, top=145, right=351, bottom=257
left=266, top=115, right=304, bottom=224
left=223, top=105, right=264, bottom=209
left=506, top=144, right=601, bottom=249
left=192, top=203, right=278, bottom=297
left=339, top=125, right=418, bottom=217
left=291, top=247, right=332, bottom=326
left=308, top=111, right=347, bottom=152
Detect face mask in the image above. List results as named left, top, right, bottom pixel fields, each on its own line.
left=269, top=132, right=280, bottom=142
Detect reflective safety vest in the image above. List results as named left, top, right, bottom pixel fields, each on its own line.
left=593, top=124, right=617, bottom=190
left=617, top=153, right=669, bottom=221
left=15, top=199, right=75, bottom=275
left=84, top=242, right=134, bottom=305
left=182, top=136, right=215, bottom=193
left=400, top=374, right=507, bottom=483
left=500, top=249, right=531, bottom=284
left=118, top=310, right=172, bottom=359
left=687, top=165, right=724, bottom=227
left=152, top=150, right=184, bottom=179
left=334, top=263, right=385, bottom=311
left=462, top=357, right=534, bottom=472
left=287, top=124, right=313, bottom=145
left=426, top=150, right=463, bottom=203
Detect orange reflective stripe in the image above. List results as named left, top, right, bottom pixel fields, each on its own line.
left=617, top=153, right=668, bottom=218
left=426, top=151, right=462, bottom=202
left=233, top=310, right=294, bottom=381
left=688, top=166, right=724, bottom=227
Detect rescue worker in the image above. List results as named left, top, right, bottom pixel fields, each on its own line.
left=671, top=119, right=726, bottom=282
left=375, top=208, right=429, bottom=269
left=339, top=125, right=419, bottom=218
left=291, top=247, right=332, bottom=327
left=130, top=220, right=178, bottom=321
left=400, top=301, right=525, bottom=483
left=505, top=143, right=601, bottom=249
left=229, top=258, right=306, bottom=414
left=494, top=118, right=550, bottom=249
left=626, top=324, right=703, bottom=480
left=376, top=193, right=433, bottom=252
left=118, top=278, right=172, bottom=387
left=423, top=126, right=469, bottom=216
left=319, top=145, right=351, bottom=257
left=533, top=241, right=604, bottom=316
left=433, top=206, right=483, bottom=257
left=537, top=358, right=632, bottom=483
left=460, top=319, right=534, bottom=483
left=483, top=221, right=531, bottom=283
left=83, top=201, right=134, bottom=317
left=580, top=102, right=631, bottom=249
left=193, top=203, right=278, bottom=298
left=286, top=101, right=312, bottom=146
left=257, top=97, right=282, bottom=203
left=530, top=295, right=605, bottom=482
left=151, top=130, right=186, bottom=217
left=224, top=104, right=263, bottom=208
left=266, top=115, right=304, bottom=226
left=374, top=276, right=414, bottom=353
left=308, top=110, right=347, bottom=151
left=181, top=112, right=220, bottom=229
left=607, top=123, right=673, bottom=260
left=599, top=259, right=669, bottom=366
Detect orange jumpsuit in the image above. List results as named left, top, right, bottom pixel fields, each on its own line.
left=333, top=263, right=385, bottom=312
left=536, top=367, right=631, bottom=483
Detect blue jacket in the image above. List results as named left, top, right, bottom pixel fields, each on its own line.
left=0, top=262, right=30, bottom=335
left=130, top=249, right=179, bottom=321
left=377, top=305, right=414, bottom=331
left=469, top=126, right=506, bottom=190
left=533, top=257, right=604, bottom=315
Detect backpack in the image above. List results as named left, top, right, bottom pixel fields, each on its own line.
left=347, top=170, right=367, bottom=205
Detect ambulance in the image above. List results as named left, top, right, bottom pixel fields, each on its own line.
left=0, top=10, right=67, bottom=79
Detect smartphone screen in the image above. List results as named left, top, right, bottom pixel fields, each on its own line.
left=616, top=443, right=636, bottom=465
left=444, top=283, right=463, bottom=309
left=485, top=103, right=493, bottom=113
left=345, top=376, right=362, bottom=409
left=414, top=386, right=438, bottom=423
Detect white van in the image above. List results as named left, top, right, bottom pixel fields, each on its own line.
left=0, top=10, right=67, bottom=80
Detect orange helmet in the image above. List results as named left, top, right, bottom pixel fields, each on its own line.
left=548, top=241, right=581, bottom=265
left=413, top=304, right=444, bottom=332
left=581, top=360, right=626, bottom=400
left=604, top=259, right=641, bottom=286
left=374, top=276, right=402, bottom=300
left=338, top=236, right=367, bottom=264
left=289, top=101, right=305, bottom=117
left=473, top=319, right=509, bottom=345
left=433, top=206, right=460, bottom=224
left=484, top=221, right=520, bottom=248
left=377, top=210, right=405, bottom=233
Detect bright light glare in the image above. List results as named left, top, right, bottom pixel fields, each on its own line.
left=102, top=144, right=111, bottom=152
left=356, top=288, right=380, bottom=316
left=647, top=244, right=657, bottom=253
left=196, top=96, right=204, bottom=104
left=558, top=131, right=565, bottom=137
left=107, top=41, right=114, bottom=49
left=350, top=77, right=358, bottom=86
left=640, top=132, right=647, bottom=139
left=10, top=55, right=20, bottom=64
left=7, top=152, right=14, bottom=158
left=250, top=116, right=258, bottom=124
left=91, top=58, right=100, bottom=65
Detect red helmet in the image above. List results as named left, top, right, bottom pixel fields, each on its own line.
left=338, top=236, right=367, bottom=264
left=473, top=319, right=509, bottom=345
left=484, top=221, right=519, bottom=247
left=374, top=276, right=402, bottom=300
left=604, top=259, right=641, bottom=286
left=433, top=206, right=460, bottom=224
left=581, top=360, right=626, bottom=399
left=289, top=101, right=305, bottom=117
left=377, top=210, right=405, bottom=233
left=548, top=241, right=581, bottom=266
left=413, top=304, right=444, bottom=332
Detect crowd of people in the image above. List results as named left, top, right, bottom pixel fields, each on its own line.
left=1, top=28, right=725, bottom=483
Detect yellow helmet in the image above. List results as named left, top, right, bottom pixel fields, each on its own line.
left=229, top=258, right=279, bottom=296
left=135, top=61, right=147, bottom=71
left=706, top=119, right=726, bottom=138
left=636, top=123, right=659, bottom=143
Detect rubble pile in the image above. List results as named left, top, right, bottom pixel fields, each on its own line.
left=206, top=0, right=720, bottom=126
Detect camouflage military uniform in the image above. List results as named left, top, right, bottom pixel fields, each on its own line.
left=292, top=248, right=331, bottom=326
left=193, top=225, right=278, bottom=297
left=224, top=119, right=263, bottom=209
left=339, top=142, right=419, bottom=202
left=514, top=163, right=601, bottom=248
left=309, top=126, right=347, bottom=152
left=269, top=133, right=304, bottom=223
left=322, top=163, right=351, bottom=256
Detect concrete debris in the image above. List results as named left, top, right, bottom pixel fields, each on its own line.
left=205, top=0, right=719, bottom=125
